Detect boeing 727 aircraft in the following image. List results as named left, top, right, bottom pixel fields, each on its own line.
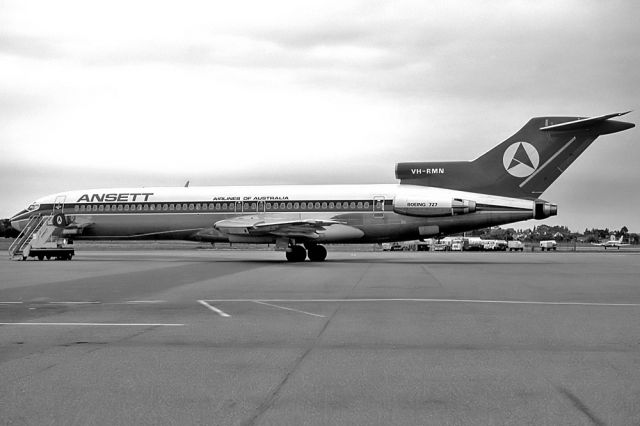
left=591, top=235, right=631, bottom=249
left=9, top=112, right=634, bottom=262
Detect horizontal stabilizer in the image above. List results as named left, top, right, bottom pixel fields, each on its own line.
left=540, top=111, right=633, bottom=132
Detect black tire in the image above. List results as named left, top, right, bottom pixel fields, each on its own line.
left=38, top=255, right=44, bottom=261
left=286, top=245, right=307, bottom=262
left=308, top=245, right=327, bottom=262
left=46, top=255, right=51, bottom=260
left=52, top=213, right=67, bottom=227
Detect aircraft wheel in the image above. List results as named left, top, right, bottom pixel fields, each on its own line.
left=286, top=245, right=307, bottom=262
left=307, top=244, right=327, bottom=262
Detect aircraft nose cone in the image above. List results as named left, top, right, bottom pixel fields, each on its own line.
left=10, top=219, right=25, bottom=232
left=9, top=210, right=28, bottom=232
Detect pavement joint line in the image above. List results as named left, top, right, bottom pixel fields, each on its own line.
left=253, top=300, right=326, bottom=318
left=0, top=302, right=23, bottom=304
left=197, top=300, right=231, bottom=317
left=202, top=298, right=640, bottom=307
left=47, top=301, right=101, bottom=305
left=124, top=300, right=167, bottom=304
left=0, top=323, right=184, bottom=326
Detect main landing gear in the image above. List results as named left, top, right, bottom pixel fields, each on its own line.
left=285, top=243, right=327, bottom=262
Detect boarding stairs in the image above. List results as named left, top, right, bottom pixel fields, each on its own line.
left=8, top=214, right=62, bottom=260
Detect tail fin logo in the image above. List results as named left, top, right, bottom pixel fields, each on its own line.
left=502, top=142, right=540, bottom=178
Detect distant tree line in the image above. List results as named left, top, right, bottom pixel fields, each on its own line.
left=468, top=224, right=638, bottom=244
left=0, top=219, right=19, bottom=238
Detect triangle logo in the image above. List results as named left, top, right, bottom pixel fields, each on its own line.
left=502, top=142, right=540, bottom=178
left=508, top=143, right=535, bottom=170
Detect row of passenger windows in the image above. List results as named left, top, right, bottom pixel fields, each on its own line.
left=72, top=201, right=377, bottom=213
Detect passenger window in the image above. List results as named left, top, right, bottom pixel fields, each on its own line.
left=80, top=205, right=86, bottom=212
left=195, top=204, right=201, bottom=210
left=364, top=202, right=370, bottom=209
left=350, top=202, right=356, bottom=209
left=117, top=205, right=123, bottom=211
left=294, top=202, right=299, bottom=209
left=150, top=204, right=155, bottom=211
left=163, top=204, right=169, bottom=211
left=208, top=203, right=214, bottom=210
left=266, top=203, right=272, bottom=210
left=182, top=204, right=187, bottom=210
left=286, top=202, right=292, bottom=209
left=251, top=202, right=257, bottom=210
left=189, top=204, right=194, bottom=211
left=280, top=202, right=286, bottom=209
left=175, top=204, right=180, bottom=211
left=74, top=205, right=79, bottom=212
left=99, top=205, right=104, bottom=212
left=124, top=204, right=130, bottom=211
left=357, top=202, right=363, bottom=209
left=301, top=202, right=307, bottom=209
left=329, top=202, right=334, bottom=209
left=314, top=202, right=320, bottom=209
left=105, top=205, right=110, bottom=212
left=143, top=204, right=148, bottom=211
left=137, top=205, right=142, bottom=211
left=321, top=202, right=327, bottom=209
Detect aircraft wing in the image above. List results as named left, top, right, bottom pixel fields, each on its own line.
left=213, top=216, right=344, bottom=239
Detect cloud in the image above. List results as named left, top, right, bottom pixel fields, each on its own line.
left=0, top=0, right=638, bottom=231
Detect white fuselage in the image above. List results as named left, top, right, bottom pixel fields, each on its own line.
left=12, top=184, right=538, bottom=244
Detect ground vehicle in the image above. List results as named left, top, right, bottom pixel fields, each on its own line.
left=466, top=237, right=485, bottom=251
left=433, top=242, right=450, bottom=251
left=416, top=240, right=432, bottom=251
left=508, top=241, right=524, bottom=251
left=540, top=240, right=557, bottom=251
left=484, top=240, right=508, bottom=251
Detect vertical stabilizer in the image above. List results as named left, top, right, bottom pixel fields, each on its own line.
left=396, top=112, right=634, bottom=198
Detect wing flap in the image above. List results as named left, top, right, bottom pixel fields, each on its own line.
left=213, top=216, right=344, bottom=239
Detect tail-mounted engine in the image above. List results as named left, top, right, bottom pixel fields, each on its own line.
left=534, top=200, right=558, bottom=219
left=393, top=197, right=477, bottom=217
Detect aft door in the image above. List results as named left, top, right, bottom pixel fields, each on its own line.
left=373, top=196, right=385, bottom=218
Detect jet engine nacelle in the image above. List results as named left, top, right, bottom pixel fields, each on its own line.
left=534, top=200, right=558, bottom=219
left=393, top=197, right=477, bottom=217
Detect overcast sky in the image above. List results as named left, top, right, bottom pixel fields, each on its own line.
left=1, top=0, right=638, bottom=231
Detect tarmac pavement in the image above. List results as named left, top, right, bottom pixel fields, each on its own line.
left=1, top=250, right=639, bottom=425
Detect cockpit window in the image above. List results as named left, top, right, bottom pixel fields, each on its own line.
left=27, top=203, right=40, bottom=211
